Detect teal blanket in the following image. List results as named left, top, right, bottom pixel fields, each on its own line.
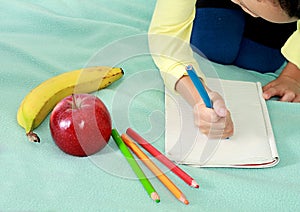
left=1, top=0, right=300, bottom=211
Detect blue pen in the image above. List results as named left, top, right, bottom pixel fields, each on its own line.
left=186, top=65, right=213, bottom=108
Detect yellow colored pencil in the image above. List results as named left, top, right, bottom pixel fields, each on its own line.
left=121, top=134, right=189, bottom=205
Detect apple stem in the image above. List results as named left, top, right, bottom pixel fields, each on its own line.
left=71, top=94, right=78, bottom=109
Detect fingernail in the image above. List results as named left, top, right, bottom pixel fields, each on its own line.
left=218, top=108, right=226, bottom=117
left=263, top=93, right=269, bottom=99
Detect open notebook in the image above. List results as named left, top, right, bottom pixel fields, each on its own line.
left=165, top=78, right=279, bottom=168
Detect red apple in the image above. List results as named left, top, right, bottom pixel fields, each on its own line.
left=50, top=93, right=112, bottom=157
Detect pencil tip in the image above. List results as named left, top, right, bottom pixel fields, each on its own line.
left=191, top=180, right=199, bottom=188
left=151, top=192, right=160, bottom=203
left=179, top=194, right=189, bottom=205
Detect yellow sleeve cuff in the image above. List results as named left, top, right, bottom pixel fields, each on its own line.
left=281, top=21, right=300, bottom=69
left=160, top=62, right=206, bottom=93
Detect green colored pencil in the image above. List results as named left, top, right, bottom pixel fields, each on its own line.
left=111, top=129, right=160, bottom=203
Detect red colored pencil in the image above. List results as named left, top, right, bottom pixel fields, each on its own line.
left=126, top=128, right=199, bottom=188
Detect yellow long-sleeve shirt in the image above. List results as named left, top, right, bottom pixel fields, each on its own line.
left=282, top=21, right=300, bottom=68
left=148, top=0, right=204, bottom=92
left=148, top=0, right=300, bottom=92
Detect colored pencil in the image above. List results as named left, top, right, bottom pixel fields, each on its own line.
left=111, top=129, right=160, bottom=203
left=126, top=128, right=199, bottom=188
left=121, top=134, right=189, bottom=205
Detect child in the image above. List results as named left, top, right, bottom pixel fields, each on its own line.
left=149, top=0, right=300, bottom=139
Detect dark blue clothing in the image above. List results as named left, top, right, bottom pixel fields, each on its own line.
left=191, top=0, right=296, bottom=73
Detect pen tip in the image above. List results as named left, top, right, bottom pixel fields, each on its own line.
left=184, top=200, right=189, bottom=205
left=186, top=64, right=193, bottom=70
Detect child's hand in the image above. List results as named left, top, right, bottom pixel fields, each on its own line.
left=193, top=91, right=234, bottom=139
left=176, top=75, right=234, bottom=139
left=263, top=62, right=300, bottom=102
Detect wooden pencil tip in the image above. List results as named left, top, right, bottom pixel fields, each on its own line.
left=179, top=194, right=189, bottom=205
left=151, top=192, right=160, bottom=203
left=191, top=180, right=199, bottom=188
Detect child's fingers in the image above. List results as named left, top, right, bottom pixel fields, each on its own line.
left=263, top=85, right=298, bottom=102
left=280, top=90, right=296, bottom=102
left=209, top=92, right=227, bottom=117
left=263, top=86, right=279, bottom=100
left=292, top=95, right=300, bottom=102
left=262, top=81, right=273, bottom=91
left=193, top=103, right=221, bottom=123
left=195, top=113, right=233, bottom=139
left=193, top=91, right=234, bottom=139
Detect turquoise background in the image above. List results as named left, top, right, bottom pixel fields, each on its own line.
left=1, top=0, right=300, bottom=211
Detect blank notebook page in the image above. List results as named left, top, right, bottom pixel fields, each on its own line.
left=165, top=78, right=278, bottom=168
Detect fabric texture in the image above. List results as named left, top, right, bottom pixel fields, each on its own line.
left=1, top=0, right=300, bottom=211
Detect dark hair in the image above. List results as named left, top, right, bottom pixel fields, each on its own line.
left=278, top=0, right=300, bottom=18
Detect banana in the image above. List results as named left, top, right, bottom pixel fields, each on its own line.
left=17, top=66, right=124, bottom=143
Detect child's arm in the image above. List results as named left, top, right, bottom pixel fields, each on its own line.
left=148, top=0, right=234, bottom=138
left=175, top=75, right=234, bottom=139
left=263, top=61, right=300, bottom=102
left=148, top=0, right=205, bottom=92
left=269, top=21, right=300, bottom=101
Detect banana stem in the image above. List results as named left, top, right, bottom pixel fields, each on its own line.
left=26, top=132, right=40, bottom=143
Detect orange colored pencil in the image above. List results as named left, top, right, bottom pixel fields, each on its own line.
left=126, top=127, right=199, bottom=188
left=121, top=134, right=189, bottom=205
